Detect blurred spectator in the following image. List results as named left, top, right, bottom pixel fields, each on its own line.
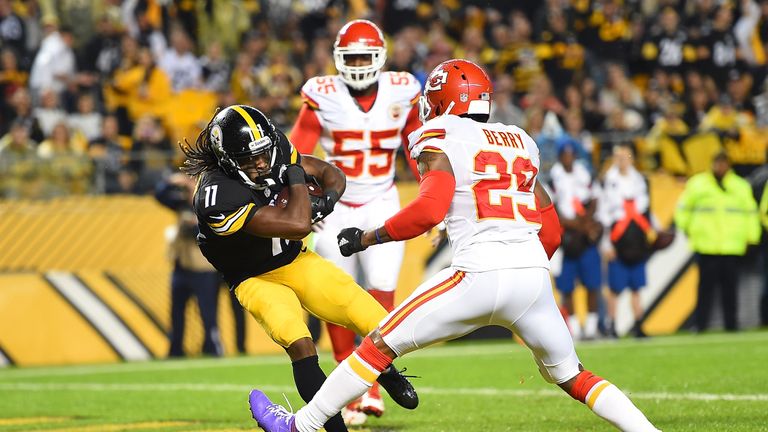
left=154, top=172, right=223, bottom=358
left=674, top=152, right=761, bottom=332
left=599, top=143, right=654, bottom=338
left=0, top=47, right=28, bottom=102
left=699, top=94, right=752, bottom=133
left=28, top=19, right=75, bottom=99
left=230, top=52, right=257, bottom=105
left=130, top=115, right=172, bottom=192
left=537, top=9, right=586, bottom=93
left=88, top=115, right=127, bottom=194
left=0, top=120, right=39, bottom=198
left=489, top=75, right=525, bottom=127
left=158, top=26, right=202, bottom=92
left=5, top=87, right=44, bottom=141
left=697, top=6, right=738, bottom=90
left=36, top=122, right=90, bottom=196
left=78, top=12, right=124, bottom=83
left=107, top=40, right=171, bottom=125
left=200, top=41, right=231, bottom=93
left=33, top=88, right=66, bottom=137
left=683, top=87, right=712, bottom=130
left=550, top=142, right=603, bottom=340
left=495, top=11, right=543, bottom=98
left=67, top=92, right=102, bottom=141
left=0, top=0, right=27, bottom=59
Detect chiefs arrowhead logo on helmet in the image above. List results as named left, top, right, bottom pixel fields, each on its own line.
left=419, top=59, right=493, bottom=123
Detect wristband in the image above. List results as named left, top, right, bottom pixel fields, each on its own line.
left=374, top=228, right=383, bottom=244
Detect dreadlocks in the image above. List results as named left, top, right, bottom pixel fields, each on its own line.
left=179, top=111, right=220, bottom=177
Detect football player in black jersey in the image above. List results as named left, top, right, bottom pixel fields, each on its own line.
left=179, top=105, right=417, bottom=432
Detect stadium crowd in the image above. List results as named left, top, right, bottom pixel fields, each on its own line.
left=0, top=0, right=766, bottom=335
left=1, top=0, right=767, bottom=198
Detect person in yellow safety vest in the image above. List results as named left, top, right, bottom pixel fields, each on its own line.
left=674, top=151, right=762, bottom=332
left=759, top=183, right=768, bottom=325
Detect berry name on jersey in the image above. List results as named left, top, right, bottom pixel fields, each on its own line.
left=408, top=115, right=549, bottom=272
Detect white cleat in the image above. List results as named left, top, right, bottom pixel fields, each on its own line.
left=360, top=390, right=385, bottom=417
left=341, top=407, right=367, bottom=426
left=342, top=397, right=367, bottom=426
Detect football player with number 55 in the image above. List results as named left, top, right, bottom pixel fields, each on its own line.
left=290, top=19, right=422, bottom=425
left=251, top=60, right=661, bottom=432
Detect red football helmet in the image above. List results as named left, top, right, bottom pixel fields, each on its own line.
left=419, top=59, right=493, bottom=122
left=333, top=20, right=387, bottom=90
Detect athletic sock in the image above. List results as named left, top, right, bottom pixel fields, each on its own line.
left=326, top=323, right=356, bottom=363
left=584, top=312, right=599, bottom=339
left=291, top=356, right=347, bottom=432
left=568, top=314, right=582, bottom=340
left=294, top=337, right=392, bottom=432
left=569, top=370, right=660, bottom=432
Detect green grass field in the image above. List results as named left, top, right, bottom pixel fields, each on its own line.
left=1, top=331, right=767, bottom=432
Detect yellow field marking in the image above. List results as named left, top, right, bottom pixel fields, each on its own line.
left=43, top=421, right=192, bottom=432
left=0, top=417, right=68, bottom=425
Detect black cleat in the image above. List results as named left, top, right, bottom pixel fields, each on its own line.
left=376, top=365, right=419, bottom=410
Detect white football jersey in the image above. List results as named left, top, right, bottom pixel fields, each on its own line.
left=550, top=160, right=596, bottom=220
left=300, top=71, right=421, bottom=204
left=409, top=115, right=549, bottom=272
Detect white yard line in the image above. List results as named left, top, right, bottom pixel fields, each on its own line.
left=0, top=382, right=765, bottom=402
left=1, top=332, right=765, bottom=379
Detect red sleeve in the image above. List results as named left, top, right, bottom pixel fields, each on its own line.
left=290, top=104, right=323, bottom=154
left=538, top=203, right=561, bottom=259
left=383, top=169, right=455, bottom=241
left=400, top=104, right=422, bottom=180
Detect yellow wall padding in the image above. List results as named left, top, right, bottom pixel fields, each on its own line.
left=77, top=270, right=168, bottom=358
left=649, top=172, right=687, bottom=229
left=0, top=196, right=176, bottom=272
left=642, top=265, right=698, bottom=335
left=0, top=274, right=119, bottom=365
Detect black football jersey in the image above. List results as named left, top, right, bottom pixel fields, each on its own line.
left=193, top=131, right=302, bottom=288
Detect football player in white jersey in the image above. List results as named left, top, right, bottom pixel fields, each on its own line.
left=289, top=19, right=422, bottom=423
left=252, top=60, right=660, bottom=432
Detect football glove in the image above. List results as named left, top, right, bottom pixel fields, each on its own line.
left=310, top=194, right=335, bottom=224
left=338, top=227, right=366, bottom=257
left=279, top=164, right=306, bottom=186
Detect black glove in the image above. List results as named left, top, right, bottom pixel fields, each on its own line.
left=338, top=227, right=366, bottom=257
left=310, top=193, right=335, bottom=224
left=280, top=164, right=306, bottom=186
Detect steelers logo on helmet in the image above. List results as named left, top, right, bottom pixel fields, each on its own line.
left=209, top=105, right=281, bottom=190
left=210, top=125, right=223, bottom=151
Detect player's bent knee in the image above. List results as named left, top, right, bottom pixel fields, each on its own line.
left=534, top=350, right=581, bottom=385
left=285, top=337, right=317, bottom=361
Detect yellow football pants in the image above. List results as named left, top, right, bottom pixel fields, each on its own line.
left=235, top=247, right=387, bottom=348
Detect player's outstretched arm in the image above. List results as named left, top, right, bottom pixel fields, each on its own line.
left=338, top=151, right=455, bottom=257
left=243, top=164, right=312, bottom=241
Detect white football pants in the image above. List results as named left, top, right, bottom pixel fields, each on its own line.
left=380, top=266, right=581, bottom=384
left=314, top=186, right=404, bottom=292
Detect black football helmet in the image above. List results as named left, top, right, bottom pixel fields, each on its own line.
left=209, top=105, right=281, bottom=189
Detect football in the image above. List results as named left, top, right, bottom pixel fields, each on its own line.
left=275, top=182, right=324, bottom=208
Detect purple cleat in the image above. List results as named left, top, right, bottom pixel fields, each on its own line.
left=249, top=389, right=296, bottom=432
